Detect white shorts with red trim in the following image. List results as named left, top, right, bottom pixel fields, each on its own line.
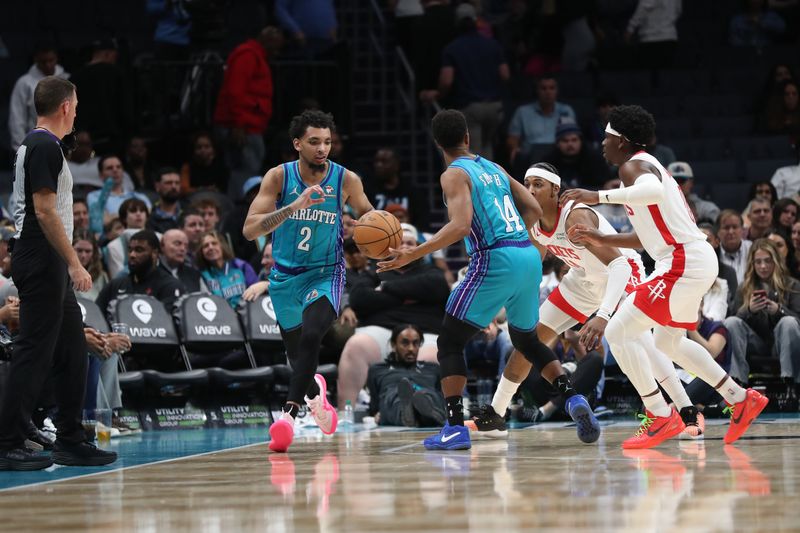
left=631, top=239, right=718, bottom=330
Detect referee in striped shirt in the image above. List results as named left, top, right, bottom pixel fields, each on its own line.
left=0, top=76, right=116, bottom=470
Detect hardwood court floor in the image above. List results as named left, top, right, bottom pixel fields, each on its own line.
left=0, top=418, right=799, bottom=532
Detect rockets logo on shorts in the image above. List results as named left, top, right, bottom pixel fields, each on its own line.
left=648, top=279, right=668, bottom=302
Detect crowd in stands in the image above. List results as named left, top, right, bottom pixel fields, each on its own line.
left=2, top=0, right=800, bottom=434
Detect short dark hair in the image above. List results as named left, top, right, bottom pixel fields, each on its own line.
left=130, top=229, right=160, bottom=251
left=531, top=162, right=560, bottom=176
left=716, top=209, right=743, bottom=233
left=431, top=109, right=468, bottom=150
left=289, top=109, right=336, bottom=140
left=343, top=238, right=359, bottom=255
left=97, top=154, right=122, bottom=174
left=118, top=198, right=149, bottom=226
left=34, top=76, right=75, bottom=117
left=179, top=207, right=202, bottom=227
left=190, top=198, right=220, bottom=215
left=607, top=105, right=655, bottom=148
left=156, top=166, right=179, bottom=181
left=73, top=196, right=88, bottom=208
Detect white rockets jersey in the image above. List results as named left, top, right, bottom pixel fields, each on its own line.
left=620, top=152, right=706, bottom=262
left=531, top=200, right=641, bottom=284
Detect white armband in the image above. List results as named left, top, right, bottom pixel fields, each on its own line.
left=598, top=256, right=633, bottom=319
left=598, top=173, right=664, bottom=206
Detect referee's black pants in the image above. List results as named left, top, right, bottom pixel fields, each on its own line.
left=0, top=239, right=88, bottom=449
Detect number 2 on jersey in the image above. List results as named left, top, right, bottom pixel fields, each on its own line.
left=298, top=226, right=312, bottom=251
left=494, top=195, right=523, bottom=232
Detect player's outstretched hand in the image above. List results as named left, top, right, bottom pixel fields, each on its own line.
left=376, top=247, right=415, bottom=273
left=578, top=316, right=608, bottom=352
left=567, top=223, right=604, bottom=247
left=291, top=185, right=327, bottom=211
left=559, top=188, right=599, bottom=207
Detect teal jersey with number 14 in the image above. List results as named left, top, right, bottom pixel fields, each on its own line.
left=447, top=155, right=529, bottom=256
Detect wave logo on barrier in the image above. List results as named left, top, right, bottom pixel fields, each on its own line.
left=78, top=302, right=87, bottom=322
left=132, top=299, right=153, bottom=324
left=261, top=296, right=276, bottom=321
left=197, top=297, right=217, bottom=322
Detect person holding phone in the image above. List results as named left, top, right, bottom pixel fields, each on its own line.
left=724, top=239, right=800, bottom=393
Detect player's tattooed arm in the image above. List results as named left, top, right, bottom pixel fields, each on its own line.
left=258, top=205, right=295, bottom=232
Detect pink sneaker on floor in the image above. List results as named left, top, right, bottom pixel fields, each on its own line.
left=305, top=374, right=338, bottom=435
left=269, top=412, right=295, bottom=453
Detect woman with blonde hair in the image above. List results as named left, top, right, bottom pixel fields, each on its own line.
left=72, top=229, right=109, bottom=301
left=724, top=238, right=800, bottom=392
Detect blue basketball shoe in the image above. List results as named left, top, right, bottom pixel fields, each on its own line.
left=423, top=424, right=471, bottom=450
left=566, top=394, right=601, bottom=443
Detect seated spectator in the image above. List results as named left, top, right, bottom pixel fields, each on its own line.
left=101, top=217, right=124, bottom=247
left=160, top=229, right=206, bottom=293
left=724, top=239, right=800, bottom=389
left=519, top=327, right=604, bottom=422
left=241, top=242, right=276, bottom=301
left=72, top=197, right=90, bottom=232
left=699, top=222, right=739, bottom=316
left=770, top=144, right=800, bottom=200
left=792, top=220, right=800, bottom=272
left=180, top=131, right=230, bottom=194
left=221, top=176, right=263, bottom=263
left=507, top=74, right=576, bottom=166
left=742, top=180, right=777, bottom=228
left=96, top=230, right=186, bottom=369
left=464, top=315, right=512, bottom=377
left=367, top=324, right=445, bottom=427
left=87, top=155, right=151, bottom=234
left=341, top=210, right=356, bottom=240
left=683, top=310, right=731, bottom=408
left=583, top=93, right=618, bottom=151
left=0, top=228, right=15, bottom=293
left=729, top=0, right=786, bottom=47
left=191, top=198, right=222, bottom=232
left=767, top=231, right=800, bottom=279
left=73, top=229, right=109, bottom=301
left=83, top=325, right=133, bottom=434
left=336, top=228, right=450, bottom=406
left=148, top=167, right=183, bottom=234
left=105, top=198, right=152, bottom=278
left=744, top=197, right=774, bottom=241
left=67, top=131, right=102, bottom=192
left=541, top=120, right=610, bottom=189
left=718, top=209, right=753, bottom=284
left=761, top=80, right=800, bottom=136
left=669, top=161, right=720, bottom=224
left=646, top=135, right=677, bottom=167
left=195, top=230, right=258, bottom=308
left=124, top=136, right=158, bottom=191
left=757, top=63, right=796, bottom=114
left=180, top=207, right=207, bottom=265
left=772, top=197, right=798, bottom=241
left=364, top=147, right=423, bottom=228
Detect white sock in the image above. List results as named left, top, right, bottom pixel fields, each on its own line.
left=642, top=393, right=672, bottom=418
left=639, top=332, right=693, bottom=410
left=716, top=376, right=747, bottom=404
left=491, top=376, right=519, bottom=415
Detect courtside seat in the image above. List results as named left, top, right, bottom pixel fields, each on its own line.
left=141, top=369, right=210, bottom=396
left=206, top=366, right=275, bottom=391
left=110, top=295, right=184, bottom=372
left=119, top=371, right=146, bottom=391
left=238, top=295, right=286, bottom=366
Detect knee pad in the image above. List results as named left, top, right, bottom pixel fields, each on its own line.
left=436, top=315, right=480, bottom=378
left=509, top=327, right=557, bottom=369
left=653, top=328, right=680, bottom=356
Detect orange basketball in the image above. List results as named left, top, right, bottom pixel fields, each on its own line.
left=353, top=210, right=403, bottom=259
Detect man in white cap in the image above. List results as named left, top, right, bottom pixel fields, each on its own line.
left=668, top=161, right=720, bottom=224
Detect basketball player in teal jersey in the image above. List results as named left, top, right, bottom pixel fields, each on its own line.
left=379, top=110, right=593, bottom=450
left=244, top=110, right=373, bottom=452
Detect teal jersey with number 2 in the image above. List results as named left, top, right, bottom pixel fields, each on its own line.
left=448, top=155, right=529, bottom=256
left=271, top=160, right=345, bottom=270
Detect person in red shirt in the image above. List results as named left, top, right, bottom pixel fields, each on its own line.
left=214, top=26, right=284, bottom=179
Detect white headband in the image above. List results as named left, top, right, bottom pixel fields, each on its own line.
left=525, top=166, right=560, bottom=187
left=605, top=122, right=622, bottom=137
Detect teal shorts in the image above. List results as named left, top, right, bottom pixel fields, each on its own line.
left=446, top=241, right=542, bottom=330
left=268, top=263, right=345, bottom=330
